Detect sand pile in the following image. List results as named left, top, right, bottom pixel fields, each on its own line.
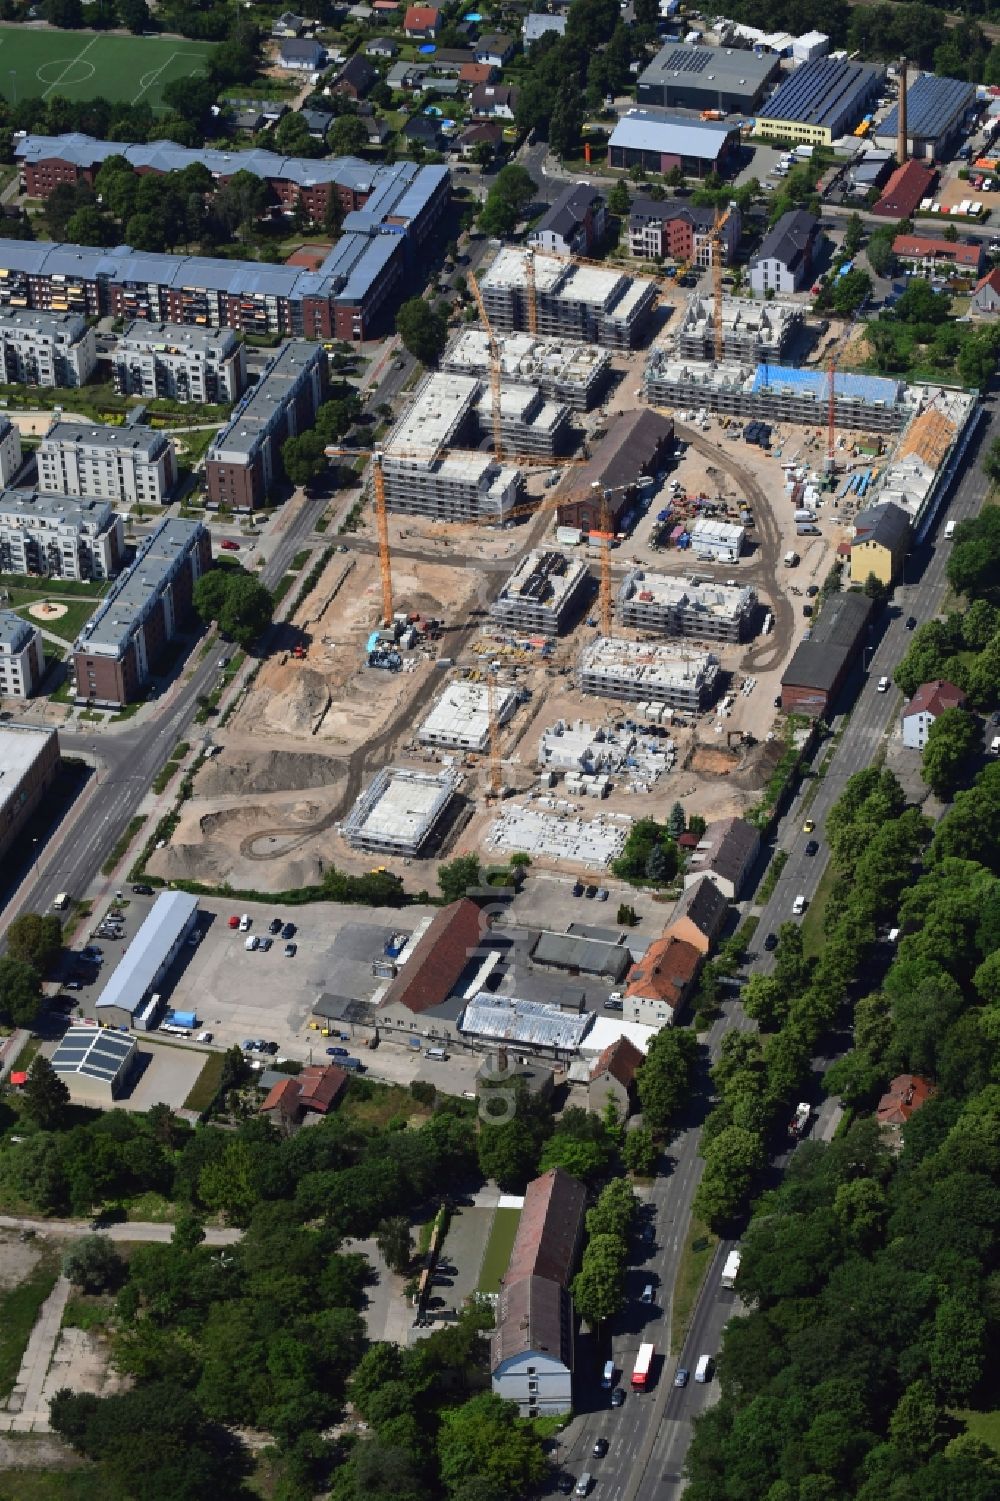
left=197, top=748, right=344, bottom=798
left=259, top=668, right=333, bottom=737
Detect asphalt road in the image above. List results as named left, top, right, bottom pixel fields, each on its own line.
left=551, top=397, right=998, bottom=1501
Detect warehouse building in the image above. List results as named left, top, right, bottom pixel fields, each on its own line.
left=443, top=329, right=611, bottom=412
left=643, top=354, right=909, bottom=433
left=38, top=422, right=177, bottom=508
left=608, top=111, right=740, bottom=178
left=676, top=293, right=801, bottom=362
left=0, top=307, right=96, bottom=387
left=50, top=1024, right=138, bottom=1107
left=0, top=723, right=60, bottom=862
left=0, top=611, right=45, bottom=698
left=780, top=590, right=874, bottom=717
left=628, top=198, right=740, bottom=266
left=578, top=637, right=721, bottom=710
left=618, top=570, right=756, bottom=641
left=0, top=490, right=125, bottom=581
left=462, top=994, right=593, bottom=1056
left=73, top=517, right=211, bottom=707
left=113, top=321, right=247, bottom=405
left=491, top=549, right=591, bottom=637
left=206, top=341, right=327, bottom=510
left=91, top=891, right=200, bottom=1029
left=755, top=56, right=884, bottom=146
left=555, top=408, right=674, bottom=533
left=874, top=73, right=976, bottom=162
left=0, top=418, right=21, bottom=489
left=480, top=249, right=655, bottom=351
left=342, top=767, right=460, bottom=856
left=381, top=371, right=525, bottom=522
left=418, top=679, right=520, bottom=751
left=636, top=42, right=780, bottom=113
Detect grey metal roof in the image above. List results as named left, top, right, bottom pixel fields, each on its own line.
left=94, top=892, right=198, bottom=1018
left=118, top=320, right=240, bottom=357
left=530, top=931, right=631, bottom=981
left=76, top=518, right=206, bottom=658
left=0, top=608, right=36, bottom=651
left=878, top=73, right=975, bottom=143
left=609, top=110, right=734, bottom=159
left=208, top=340, right=323, bottom=465
left=0, top=306, right=89, bottom=342
left=782, top=591, right=874, bottom=693
left=630, top=196, right=715, bottom=231
left=43, top=420, right=169, bottom=461
left=460, top=992, right=593, bottom=1051
left=759, top=57, right=883, bottom=128
left=51, top=1023, right=135, bottom=1081
left=0, top=487, right=116, bottom=533
left=638, top=41, right=778, bottom=93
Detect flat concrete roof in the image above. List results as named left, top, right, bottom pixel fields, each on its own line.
left=620, top=570, right=754, bottom=617
left=579, top=636, right=720, bottom=689
left=444, top=328, right=610, bottom=387
left=639, top=41, right=779, bottom=94
left=43, top=420, right=168, bottom=459
left=118, top=320, right=240, bottom=356
left=386, top=370, right=480, bottom=462
left=0, top=725, right=56, bottom=821
left=0, top=488, right=117, bottom=532
left=344, top=767, right=458, bottom=849
left=498, top=548, right=590, bottom=610
left=419, top=679, right=519, bottom=745
left=486, top=801, right=633, bottom=868
left=0, top=608, right=38, bottom=651
left=483, top=247, right=632, bottom=309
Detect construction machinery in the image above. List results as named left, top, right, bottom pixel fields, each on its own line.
left=521, top=245, right=659, bottom=342
left=467, top=267, right=505, bottom=463
left=711, top=204, right=736, bottom=363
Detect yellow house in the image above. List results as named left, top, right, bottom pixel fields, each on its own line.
left=850, top=501, right=911, bottom=588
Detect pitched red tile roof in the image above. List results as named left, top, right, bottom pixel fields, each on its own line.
left=591, top=1036, right=645, bottom=1090
left=975, top=266, right=1000, bottom=296
left=504, top=1167, right=586, bottom=1287
left=380, top=898, right=488, bottom=1014
left=892, top=233, right=983, bottom=269
left=404, top=5, right=440, bottom=28
left=261, top=1064, right=348, bottom=1118
left=261, top=1076, right=302, bottom=1115
left=871, top=159, right=935, bottom=219
left=903, top=678, right=966, bottom=720
left=625, top=935, right=702, bottom=1010
left=876, top=1073, right=935, bottom=1126
left=460, top=62, right=496, bottom=84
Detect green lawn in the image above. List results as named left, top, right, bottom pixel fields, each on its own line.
left=0, top=1248, right=61, bottom=1399
left=183, top=1050, right=227, bottom=1113
left=11, top=597, right=97, bottom=644
left=0, top=1469, right=124, bottom=1501
left=955, top=1407, right=1000, bottom=1453
left=800, top=858, right=839, bottom=959
left=670, top=1215, right=719, bottom=1355
left=477, top=1206, right=522, bottom=1295
left=0, top=27, right=216, bottom=110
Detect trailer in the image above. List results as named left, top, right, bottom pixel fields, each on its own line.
left=632, top=1343, right=655, bottom=1389
left=789, top=1102, right=811, bottom=1138
left=721, top=1249, right=742, bottom=1289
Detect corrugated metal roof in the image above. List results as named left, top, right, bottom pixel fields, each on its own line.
left=609, top=110, right=734, bottom=159
left=461, top=992, right=593, bottom=1050
left=94, top=891, right=198, bottom=1017
left=878, top=73, right=975, bottom=143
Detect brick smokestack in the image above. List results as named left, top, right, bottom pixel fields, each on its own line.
left=897, top=60, right=907, bottom=165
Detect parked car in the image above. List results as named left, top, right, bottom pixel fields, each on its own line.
left=197, top=1031, right=213, bottom=1043
left=327, top=1046, right=349, bottom=1056
left=238, top=914, right=251, bottom=931
left=228, top=914, right=239, bottom=929
left=220, top=539, right=240, bottom=551
left=284, top=943, right=297, bottom=957
left=573, top=880, right=584, bottom=896
left=268, top=918, right=282, bottom=935
left=259, top=937, right=272, bottom=952
left=131, top=883, right=153, bottom=896
left=281, top=922, right=296, bottom=939
left=585, top=885, right=598, bottom=898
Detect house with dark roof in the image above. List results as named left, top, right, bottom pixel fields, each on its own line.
left=470, top=83, right=519, bottom=119
left=404, top=4, right=441, bottom=37
left=876, top=1073, right=935, bottom=1149
left=475, top=33, right=516, bottom=68
left=971, top=266, right=1000, bottom=316
left=683, top=816, right=760, bottom=901
left=277, top=37, right=326, bottom=70
left=376, top=898, right=495, bottom=1040
left=365, top=36, right=400, bottom=58
left=272, top=11, right=307, bottom=36
left=332, top=54, right=377, bottom=100
left=664, top=876, right=729, bottom=955
left=528, top=181, right=606, bottom=257
left=871, top=159, right=936, bottom=220
left=849, top=500, right=911, bottom=587
left=624, top=934, right=702, bottom=1027
left=402, top=114, right=442, bottom=148
left=458, top=121, right=503, bottom=158
left=748, top=209, right=820, bottom=295
left=901, top=678, right=967, bottom=750
left=587, top=1035, right=645, bottom=1116
left=259, top=1063, right=349, bottom=1128
left=299, top=107, right=334, bottom=139
left=492, top=1167, right=586, bottom=1415
left=556, top=408, right=673, bottom=532
left=628, top=197, right=739, bottom=267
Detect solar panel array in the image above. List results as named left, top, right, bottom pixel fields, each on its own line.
left=651, top=46, right=712, bottom=76
left=51, top=1024, right=135, bottom=1081
left=759, top=57, right=881, bottom=128
left=879, top=73, right=975, bottom=144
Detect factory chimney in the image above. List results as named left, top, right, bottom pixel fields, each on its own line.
left=897, top=60, right=908, bottom=166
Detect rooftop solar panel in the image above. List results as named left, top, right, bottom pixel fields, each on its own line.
left=759, top=57, right=882, bottom=128
left=878, top=73, right=975, bottom=143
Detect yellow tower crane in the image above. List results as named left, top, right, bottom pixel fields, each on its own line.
left=467, top=267, right=505, bottom=463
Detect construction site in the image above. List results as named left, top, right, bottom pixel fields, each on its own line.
left=618, top=570, right=758, bottom=641
left=490, top=549, right=593, bottom=638
left=442, top=328, right=612, bottom=411
left=675, top=293, right=803, bottom=362
left=479, top=248, right=657, bottom=350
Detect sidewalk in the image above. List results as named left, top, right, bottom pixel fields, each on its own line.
left=0, top=1275, right=70, bottom=1433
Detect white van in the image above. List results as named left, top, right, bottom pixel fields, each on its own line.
left=426, top=1047, right=448, bottom=1061
left=944, top=519, right=956, bottom=539
left=877, top=676, right=890, bottom=692
left=792, top=894, right=806, bottom=916
left=694, top=1355, right=713, bottom=1383
left=575, top=1475, right=592, bottom=1498
left=602, top=1360, right=615, bottom=1388
left=53, top=892, right=69, bottom=912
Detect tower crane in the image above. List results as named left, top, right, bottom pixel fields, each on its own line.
left=824, top=294, right=869, bottom=475
left=467, top=267, right=505, bottom=464
left=711, top=203, right=736, bottom=363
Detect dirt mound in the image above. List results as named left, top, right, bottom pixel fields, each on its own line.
left=688, top=744, right=741, bottom=777
left=260, top=667, right=333, bottom=737
left=730, top=736, right=787, bottom=791
left=198, top=748, right=345, bottom=798
left=199, top=800, right=326, bottom=839
left=148, top=834, right=327, bottom=893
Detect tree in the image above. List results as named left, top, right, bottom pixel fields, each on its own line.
left=844, top=212, right=864, bottom=255
left=6, top=913, right=61, bottom=974
left=117, top=0, right=150, bottom=32
left=982, top=436, right=1000, bottom=485
left=623, top=1125, right=658, bottom=1175
left=21, top=1055, right=70, bottom=1130
left=667, top=801, right=686, bottom=839
left=438, top=855, right=482, bottom=902
left=866, top=227, right=896, bottom=278
left=693, top=1125, right=764, bottom=1229
left=608, top=179, right=630, bottom=217
left=193, top=566, right=274, bottom=649
left=830, top=268, right=872, bottom=315
left=376, top=1216, right=412, bottom=1274
left=45, top=0, right=84, bottom=25
left=438, top=1392, right=546, bottom=1497
left=549, top=81, right=583, bottom=161
left=0, top=956, right=41, bottom=1028
left=479, top=164, right=535, bottom=237
left=328, top=114, right=369, bottom=157
left=281, top=429, right=327, bottom=488
left=395, top=297, right=448, bottom=366
left=922, top=707, right=980, bottom=797
left=214, top=169, right=272, bottom=244
left=572, top=1232, right=627, bottom=1327
left=636, top=1027, right=698, bottom=1132
left=62, top=1235, right=125, bottom=1293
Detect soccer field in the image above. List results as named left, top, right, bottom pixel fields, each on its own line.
left=0, top=27, right=217, bottom=111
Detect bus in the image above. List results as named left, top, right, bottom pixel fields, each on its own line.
left=631, top=1343, right=655, bottom=1389
left=721, top=1249, right=742, bottom=1289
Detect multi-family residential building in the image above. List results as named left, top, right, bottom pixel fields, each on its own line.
left=205, top=341, right=327, bottom=509
left=0, top=611, right=45, bottom=698
left=0, top=724, right=60, bottom=862
left=0, top=416, right=21, bottom=488
left=38, top=422, right=177, bottom=508
left=628, top=198, right=740, bottom=267
left=0, top=308, right=97, bottom=387
left=748, top=210, right=821, bottom=296
left=113, top=322, right=247, bottom=405
left=0, top=489, right=124, bottom=580
left=527, top=182, right=606, bottom=256
left=72, top=517, right=211, bottom=707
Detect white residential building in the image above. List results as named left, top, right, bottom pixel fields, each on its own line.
left=0, top=610, right=44, bottom=697
left=0, top=488, right=125, bottom=580
left=113, top=321, right=247, bottom=405
left=37, top=421, right=177, bottom=507
left=0, top=308, right=96, bottom=388
left=0, top=416, right=21, bottom=488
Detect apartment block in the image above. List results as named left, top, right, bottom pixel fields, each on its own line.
left=628, top=199, right=740, bottom=267
left=38, top=421, right=177, bottom=507
left=0, top=417, right=21, bottom=488
left=0, top=307, right=96, bottom=387
left=0, top=489, right=124, bottom=580
left=0, top=610, right=45, bottom=697
left=618, top=570, right=756, bottom=642
left=675, top=294, right=801, bottom=363
left=491, top=549, right=591, bottom=637
left=578, top=636, right=721, bottom=711
left=205, top=341, right=327, bottom=510
left=72, top=518, right=211, bottom=707
left=443, top=328, right=611, bottom=412
left=0, top=724, right=60, bottom=862
left=113, top=321, right=247, bottom=405
left=480, top=248, right=655, bottom=351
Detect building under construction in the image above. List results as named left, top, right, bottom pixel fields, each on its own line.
left=578, top=636, right=721, bottom=710
left=342, top=767, right=460, bottom=856
left=419, top=679, right=520, bottom=752
left=491, top=549, right=592, bottom=637
left=675, top=294, right=802, bottom=363
left=643, top=353, right=909, bottom=434
left=618, top=570, right=757, bottom=642
left=443, top=328, right=611, bottom=411
left=480, top=248, right=656, bottom=351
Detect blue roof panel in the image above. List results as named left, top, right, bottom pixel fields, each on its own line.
left=879, top=73, right=975, bottom=143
